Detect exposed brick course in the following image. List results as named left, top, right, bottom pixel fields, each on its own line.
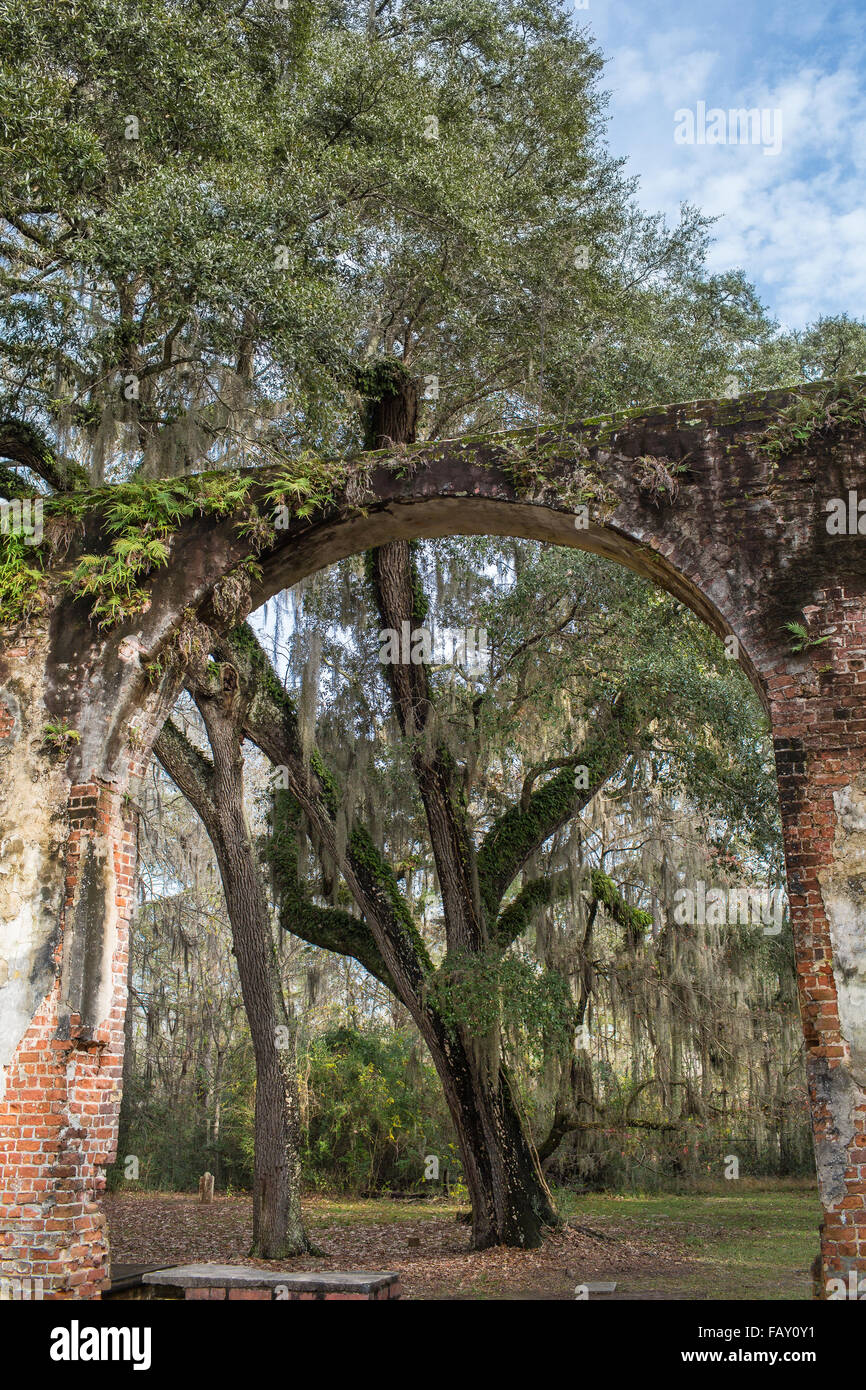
left=0, top=780, right=133, bottom=1300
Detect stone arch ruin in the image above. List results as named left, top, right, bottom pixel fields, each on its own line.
left=1, top=381, right=865, bottom=1297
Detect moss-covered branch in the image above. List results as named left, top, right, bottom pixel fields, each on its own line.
left=217, top=624, right=434, bottom=993
left=0, top=462, right=32, bottom=498
left=494, top=876, right=562, bottom=948
left=153, top=717, right=217, bottom=823
left=477, top=692, right=641, bottom=927
left=268, top=791, right=396, bottom=991
left=367, top=539, right=485, bottom=953
left=0, top=417, right=90, bottom=493
left=493, top=866, right=651, bottom=951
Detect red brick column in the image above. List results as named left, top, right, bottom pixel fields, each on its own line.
left=0, top=781, right=133, bottom=1300
left=769, top=585, right=866, bottom=1293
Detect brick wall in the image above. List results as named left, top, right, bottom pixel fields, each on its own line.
left=769, top=585, right=866, bottom=1290
left=0, top=782, right=133, bottom=1300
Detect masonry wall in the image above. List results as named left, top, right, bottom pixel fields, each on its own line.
left=1, top=656, right=133, bottom=1298
left=768, top=585, right=866, bottom=1290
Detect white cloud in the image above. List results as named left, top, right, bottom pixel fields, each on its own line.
left=598, top=10, right=866, bottom=329
left=609, top=43, right=719, bottom=109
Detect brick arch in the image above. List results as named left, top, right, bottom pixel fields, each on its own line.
left=253, top=493, right=764, bottom=692
left=2, top=382, right=866, bottom=1297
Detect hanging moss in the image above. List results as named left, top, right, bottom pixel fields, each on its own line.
left=267, top=789, right=394, bottom=988
left=477, top=698, right=642, bottom=926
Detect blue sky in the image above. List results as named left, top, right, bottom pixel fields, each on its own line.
left=574, top=0, right=866, bottom=329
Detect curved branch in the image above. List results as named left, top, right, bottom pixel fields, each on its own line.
left=477, top=693, right=641, bottom=925
left=0, top=418, right=89, bottom=493
left=268, top=792, right=395, bottom=991
left=155, top=707, right=396, bottom=990
left=494, top=866, right=652, bottom=951
left=153, top=718, right=217, bottom=829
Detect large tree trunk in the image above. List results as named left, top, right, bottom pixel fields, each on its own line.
left=362, top=366, right=556, bottom=1242
left=423, top=1019, right=559, bottom=1247
left=363, top=364, right=558, bottom=1244
left=155, top=672, right=311, bottom=1258
left=215, top=827, right=307, bottom=1258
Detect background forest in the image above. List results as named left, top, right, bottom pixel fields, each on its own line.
left=116, top=535, right=816, bottom=1202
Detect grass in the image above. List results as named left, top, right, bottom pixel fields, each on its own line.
left=553, top=1179, right=821, bottom=1300
left=242, top=1179, right=823, bottom=1297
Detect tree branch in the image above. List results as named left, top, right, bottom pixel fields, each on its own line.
left=268, top=791, right=395, bottom=991
left=0, top=417, right=89, bottom=493
left=154, top=702, right=397, bottom=990
left=477, top=693, right=640, bottom=925
left=214, top=623, right=434, bottom=1004
left=368, top=539, right=485, bottom=952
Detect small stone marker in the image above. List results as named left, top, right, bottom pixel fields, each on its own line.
left=199, top=1172, right=215, bottom=1204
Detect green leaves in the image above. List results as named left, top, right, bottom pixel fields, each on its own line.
left=0, top=0, right=358, bottom=473
left=428, top=947, right=574, bottom=1047
left=0, top=0, right=780, bottom=491
left=262, top=447, right=350, bottom=521
left=42, top=718, right=80, bottom=754
left=69, top=473, right=257, bottom=627
left=756, top=379, right=866, bottom=462
left=783, top=620, right=829, bottom=655
left=0, top=530, right=44, bottom=623
left=104, top=487, right=197, bottom=535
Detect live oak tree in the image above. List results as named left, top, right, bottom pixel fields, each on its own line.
left=121, top=547, right=804, bottom=1201
left=0, top=0, right=780, bottom=480
left=203, top=543, right=784, bottom=1243
left=740, top=314, right=866, bottom=393
left=196, top=355, right=785, bottom=1244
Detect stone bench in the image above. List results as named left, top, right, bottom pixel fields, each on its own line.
left=140, top=1265, right=402, bottom=1300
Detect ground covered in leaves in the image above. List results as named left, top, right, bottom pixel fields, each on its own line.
left=104, top=1181, right=820, bottom=1300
